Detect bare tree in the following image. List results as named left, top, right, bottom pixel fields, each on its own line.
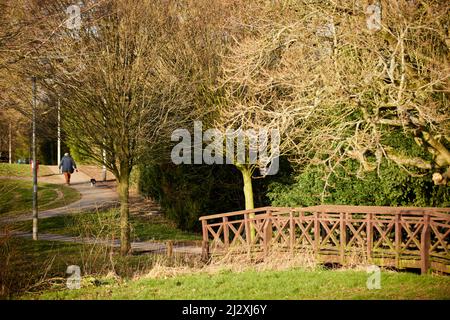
left=286, top=0, right=450, bottom=186
left=44, top=0, right=236, bottom=254
left=218, top=0, right=449, bottom=197
left=214, top=1, right=324, bottom=210
left=43, top=0, right=183, bottom=254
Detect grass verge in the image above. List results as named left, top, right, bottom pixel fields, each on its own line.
left=25, top=267, right=450, bottom=300
left=12, top=209, right=201, bottom=242
left=0, top=179, right=81, bottom=216
left=0, top=163, right=51, bottom=177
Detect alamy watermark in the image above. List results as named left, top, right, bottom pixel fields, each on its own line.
left=66, top=265, right=81, bottom=289
left=366, top=265, right=381, bottom=290
left=171, top=122, right=280, bottom=176
left=64, top=2, right=382, bottom=32
left=66, top=4, right=81, bottom=31
left=366, top=2, right=382, bottom=32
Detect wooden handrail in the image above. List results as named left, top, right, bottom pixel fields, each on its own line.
left=200, top=205, right=450, bottom=222
left=290, top=205, right=450, bottom=214
left=198, top=206, right=289, bottom=221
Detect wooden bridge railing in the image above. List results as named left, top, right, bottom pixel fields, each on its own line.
left=199, top=205, right=450, bottom=274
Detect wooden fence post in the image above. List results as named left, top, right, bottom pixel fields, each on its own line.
left=264, top=210, right=272, bottom=256
left=421, top=213, right=431, bottom=275
left=395, top=213, right=401, bottom=268
left=201, top=219, right=209, bottom=262
left=289, top=210, right=295, bottom=254
left=314, top=212, right=320, bottom=257
left=244, top=212, right=251, bottom=255
left=340, top=212, right=346, bottom=265
left=367, top=213, right=373, bottom=263
left=223, top=216, right=229, bottom=250
left=166, top=240, right=173, bottom=259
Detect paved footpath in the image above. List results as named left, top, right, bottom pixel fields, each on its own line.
left=1, top=166, right=119, bottom=223
left=11, top=231, right=201, bottom=255
left=1, top=166, right=202, bottom=255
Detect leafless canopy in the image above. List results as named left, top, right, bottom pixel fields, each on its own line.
left=217, top=0, right=450, bottom=183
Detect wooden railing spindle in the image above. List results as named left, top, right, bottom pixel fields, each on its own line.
left=421, top=213, right=431, bottom=275
left=340, top=212, right=346, bottom=264
left=395, top=213, right=401, bottom=268
left=367, top=213, right=373, bottom=262
left=223, top=216, right=229, bottom=250
left=289, top=210, right=295, bottom=254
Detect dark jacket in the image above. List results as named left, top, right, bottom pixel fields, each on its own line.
left=59, top=156, right=77, bottom=173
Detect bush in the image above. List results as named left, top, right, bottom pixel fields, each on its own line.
left=267, top=160, right=450, bottom=208
left=137, top=163, right=244, bottom=231
left=137, top=158, right=294, bottom=231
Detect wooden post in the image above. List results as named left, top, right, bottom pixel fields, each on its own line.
left=201, top=219, right=209, bottom=262
left=244, top=212, right=252, bottom=255
left=314, top=212, right=320, bottom=257
left=289, top=210, right=295, bottom=254
left=421, top=213, right=431, bottom=275
left=8, top=122, right=12, bottom=164
left=57, top=99, right=61, bottom=167
left=340, top=212, right=346, bottom=265
left=31, top=76, right=38, bottom=241
left=223, top=216, right=229, bottom=250
left=166, top=240, right=173, bottom=258
left=367, top=213, right=373, bottom=262
left=395, top=213, right=401, bottom=268
left=264, top=210, right=272, bottom=256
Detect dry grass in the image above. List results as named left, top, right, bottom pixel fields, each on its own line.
left=135, top=245, right=318, bottom=282
left=133, top=240, right=377, bottom=283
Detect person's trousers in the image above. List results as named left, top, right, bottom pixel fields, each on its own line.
left=63, top=172, right=71, bottom=185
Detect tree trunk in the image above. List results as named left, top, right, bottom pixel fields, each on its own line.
left=118, top=168, right=131, bottom=256
left=237, top=164, right=255, bottom=239
left=240, top=166, right=254, bottom=210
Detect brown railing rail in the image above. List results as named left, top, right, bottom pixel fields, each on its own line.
left=199, top=205, right=450, bottom=274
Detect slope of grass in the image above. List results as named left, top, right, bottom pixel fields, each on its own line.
left=27, top=268, right=450, bottom=300
left=0, top=163, right=51, bottom=177
left=0, top=237, right=84, bottom=298
left=131, top=214, right=201, bottom=241
left=0, top=237, right=182, bottom=299
left=12, top=209, right=201, bottom=242
left=0, top=179, right=81, bottom=216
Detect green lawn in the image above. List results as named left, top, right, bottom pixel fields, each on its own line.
left=0, top=163, right=51, bottom=177
left=0, top=179, right=81, bottom=216
left=26, top=268, right=450, bottom=300
left=12, top=209, right=201, bottom=242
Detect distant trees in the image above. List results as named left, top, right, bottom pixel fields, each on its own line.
left=0, top=109, right=30, bottom=162
left=0, top=0, right=76, bottom=163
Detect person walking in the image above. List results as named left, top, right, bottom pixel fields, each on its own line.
left=59, top=152, right=78, bottom=185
